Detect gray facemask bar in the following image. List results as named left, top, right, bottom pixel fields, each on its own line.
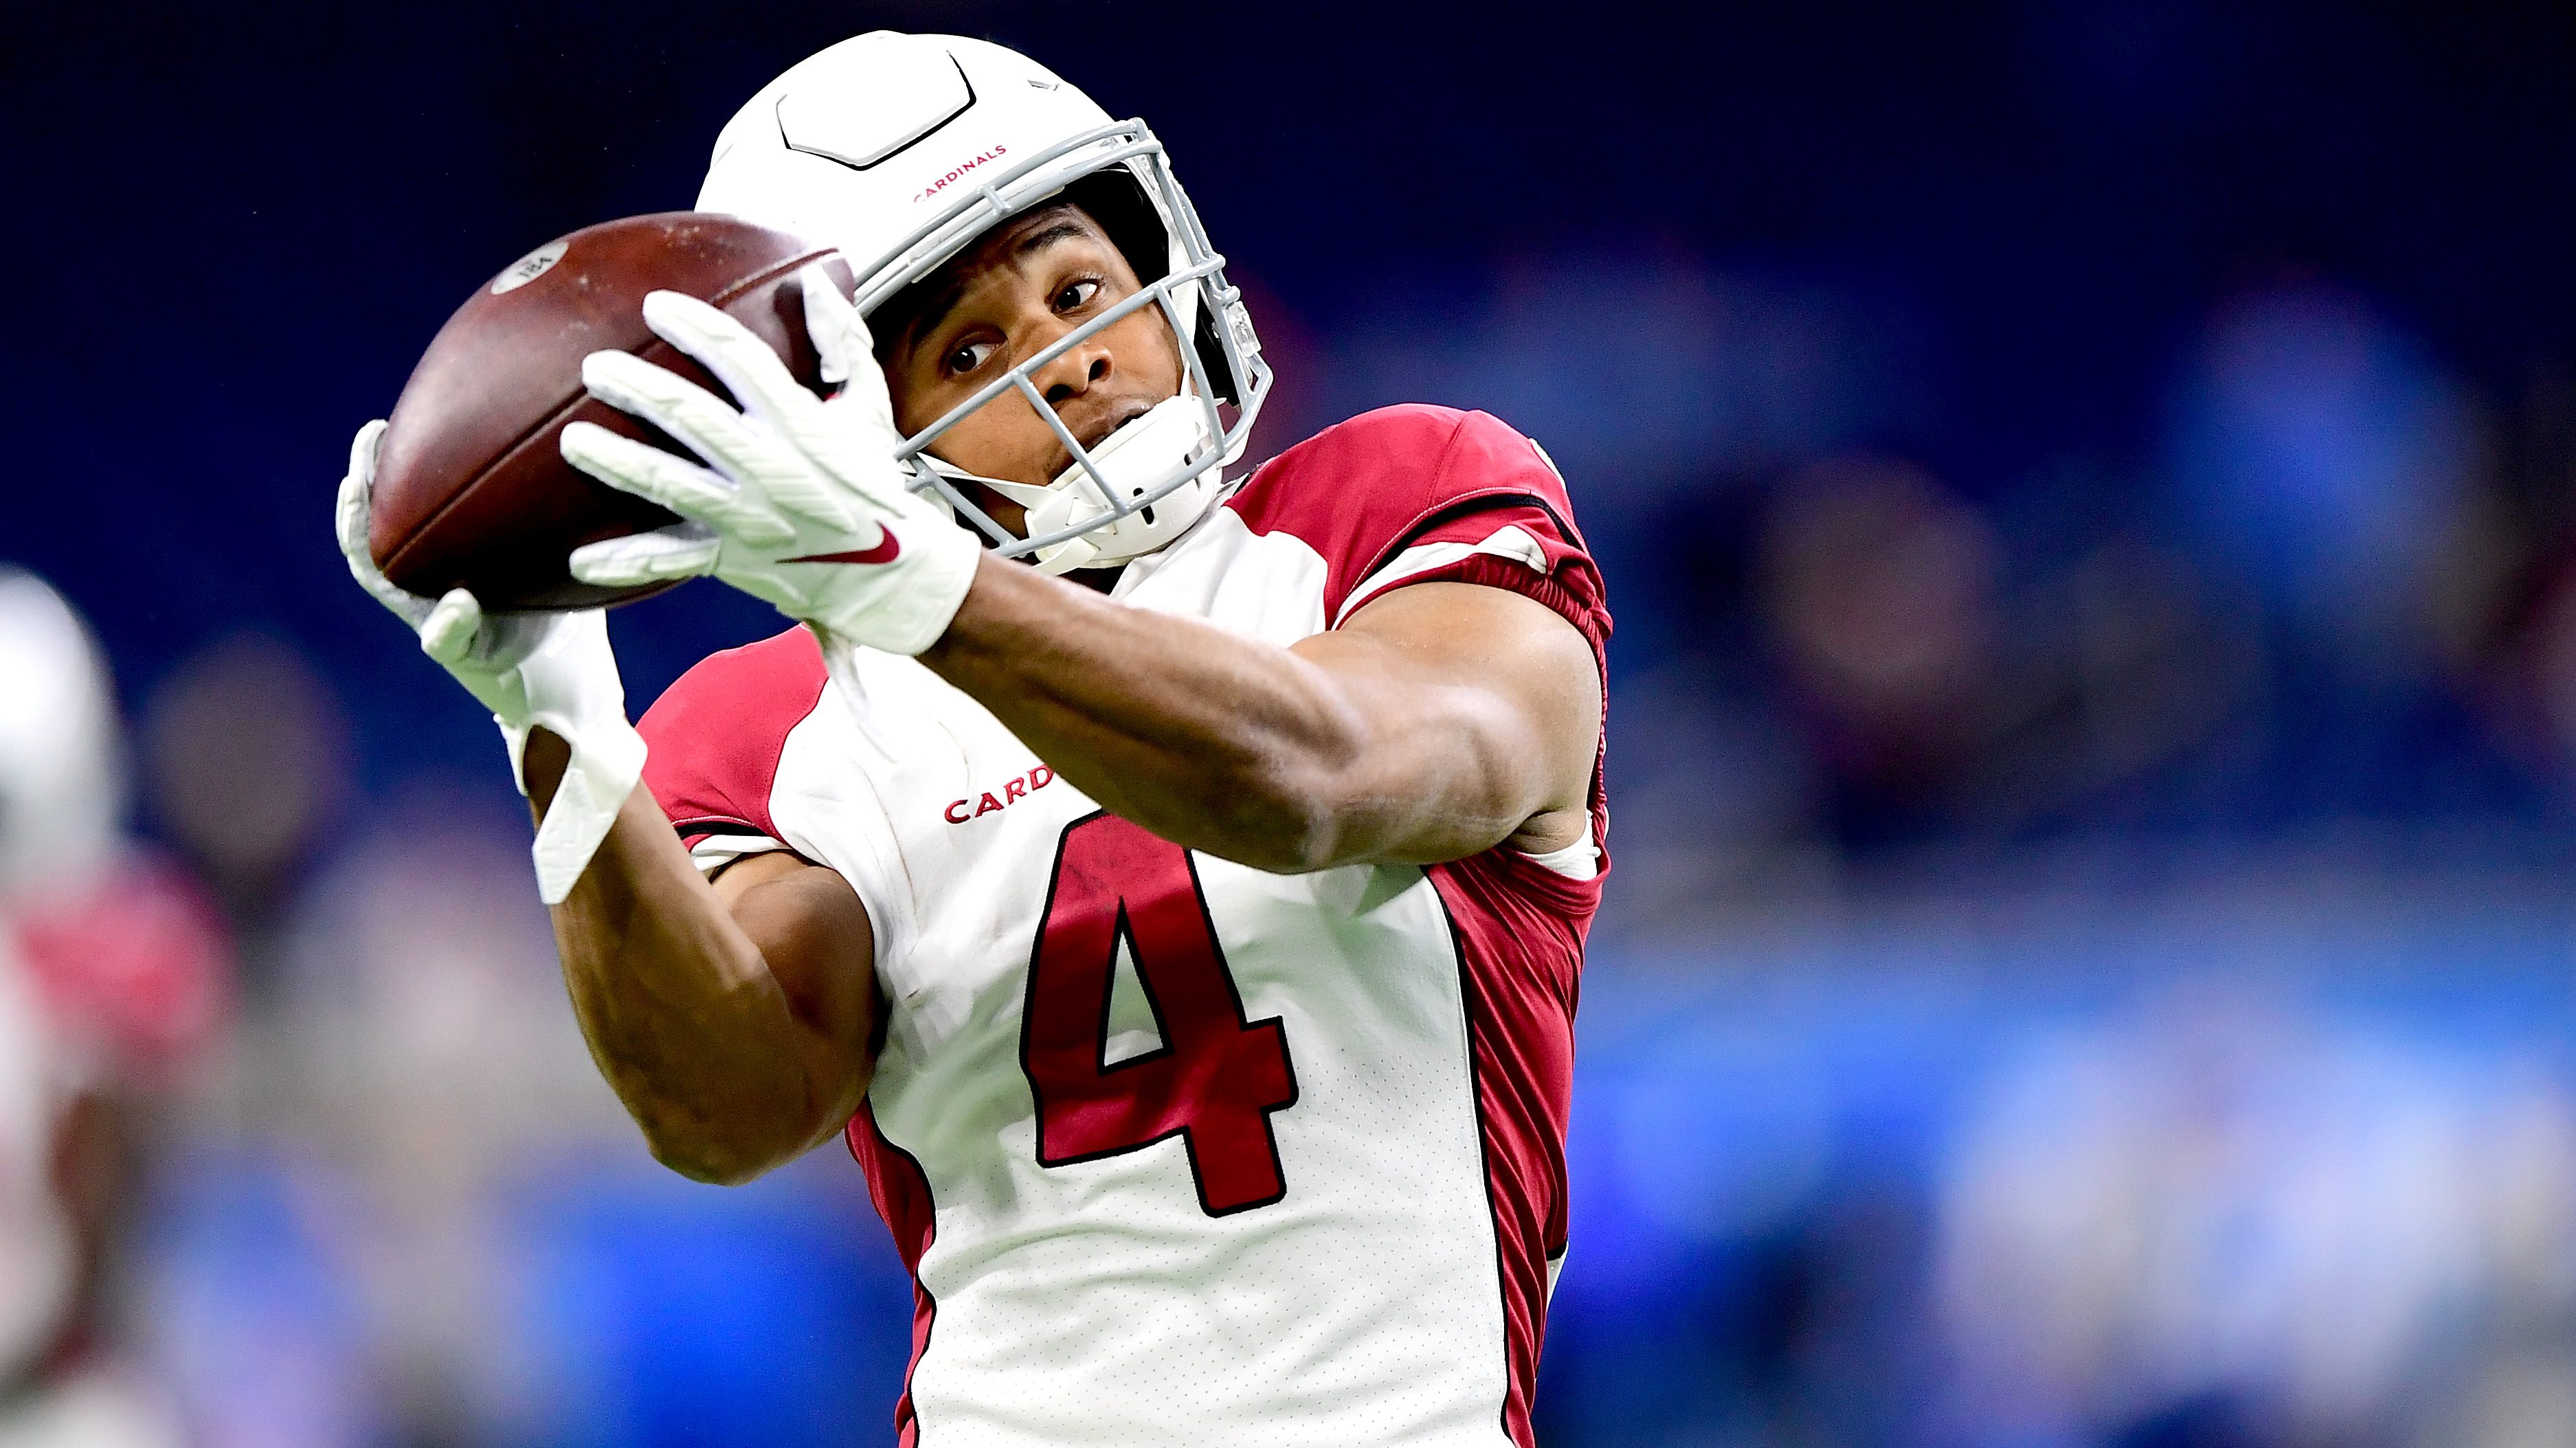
left=848, top=120, right=1273, bottom=557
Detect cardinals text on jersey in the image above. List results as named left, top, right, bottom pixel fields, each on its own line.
left=638, top=405, right=1611, bottom=1447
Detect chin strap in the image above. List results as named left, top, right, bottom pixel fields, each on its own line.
left=930, top=394, right=1220, bottom=576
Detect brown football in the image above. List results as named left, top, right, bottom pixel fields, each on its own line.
left=370, top=212, right=851, bottom=611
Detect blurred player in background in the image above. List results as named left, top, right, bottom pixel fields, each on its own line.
left=338, top=32, right=1607, bottom=1446
left=0, top=572, right=229, bottom=1447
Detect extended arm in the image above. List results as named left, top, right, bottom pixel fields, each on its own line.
left=552, top=277, right=1604, bottom=876
left=528, top=732, right=877, bottom=1185
left=337, top=422, right=876, bottom=1187
left=921, top=556, right=1602, bottom=874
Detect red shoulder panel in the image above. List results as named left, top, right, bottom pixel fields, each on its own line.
left=637, top=624, right=830, bottom=846
left=1225, top=405, right=1607, bottom=644
left=1231, top=401, right=1613, bottom=851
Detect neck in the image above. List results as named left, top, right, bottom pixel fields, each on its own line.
left=1072, top=569, right=1121, bottom=595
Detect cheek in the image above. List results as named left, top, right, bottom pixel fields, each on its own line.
left=903, top=383, right=1059, bottom=487
left=1109, top=308, right=1187, bottom=389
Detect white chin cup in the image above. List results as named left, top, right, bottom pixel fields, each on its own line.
left=979, top=395, right=1218, bottom=575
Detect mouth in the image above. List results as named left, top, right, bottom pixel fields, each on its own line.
left=1051, top=397, right=1158, bottom=477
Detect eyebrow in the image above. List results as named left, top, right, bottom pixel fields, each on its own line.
left=1011, top=218, right=1093, bottom=259
left=899, top=217, right=1101, bottom=358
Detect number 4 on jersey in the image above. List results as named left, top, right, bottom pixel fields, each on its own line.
left=1020, top=813, right=1299, bottom=1215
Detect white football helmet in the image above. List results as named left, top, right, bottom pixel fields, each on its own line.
left=0, top=570, right=121, bottom=901
left=0, top=571, right=113, bottom=1383
left=698, top=32, right=1271, bottom=574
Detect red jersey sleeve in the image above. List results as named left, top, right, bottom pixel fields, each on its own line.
left=1223, top=404, right=1611, bottom=660
left=637, top=625, right=831, bottom=849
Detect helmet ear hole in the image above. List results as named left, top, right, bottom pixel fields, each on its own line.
left=1189, top=301, right=1236, bottom=407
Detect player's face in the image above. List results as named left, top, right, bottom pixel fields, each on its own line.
left=879, top=207, right=1184, bottom=535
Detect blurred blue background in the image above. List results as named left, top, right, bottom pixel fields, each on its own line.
left=11, top=1, right=2576, bottom=1443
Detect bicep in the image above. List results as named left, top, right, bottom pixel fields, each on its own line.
left=712, top=850, right=880, bottom=1081
left=1292, top=580, right=1602, bottom=862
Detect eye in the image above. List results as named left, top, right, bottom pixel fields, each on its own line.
left=943, top=338, right=998, bottom=376
left=1053, top=278, right=1102, bottom=312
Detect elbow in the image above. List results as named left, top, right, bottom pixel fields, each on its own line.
left=1194, top=685, right=1387, bottom=873
left=1226, top=757, right=1364, bottom=874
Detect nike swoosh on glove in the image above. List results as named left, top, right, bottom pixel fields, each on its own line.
left=559, top=266, right=983, bottom=657
left=336, top=420, right=646, bottom=904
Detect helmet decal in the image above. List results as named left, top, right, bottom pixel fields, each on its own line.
left=774, top=38, right=976, bottom=172
left=699, top=33, right=1272, bottom=571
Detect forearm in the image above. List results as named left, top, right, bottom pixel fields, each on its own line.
left=919, top=556, right=1521, bottom=871
left=528, top=735, right=858, bottom=1183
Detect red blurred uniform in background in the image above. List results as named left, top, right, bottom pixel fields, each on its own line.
left=0, top=571, right=229, bottom=1448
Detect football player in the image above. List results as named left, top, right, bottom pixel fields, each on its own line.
left=0, top=571, right=227, bottom=1448
left=337, top=32, right=1609, bottom=1447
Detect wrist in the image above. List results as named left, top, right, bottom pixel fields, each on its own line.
left=817, top=517, right=985, bottom=656
left=917, top=551, right=998, bottom=666
left=918, top=550, right=1065, bottom=674
left=523, top=727, right=574, bottom=814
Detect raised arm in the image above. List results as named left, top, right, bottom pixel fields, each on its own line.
left=921, top=556, right=1602, bottom=874
left=337, top=423, right=875, bottom=1188
left=550, top=280, right=1605, bottom=879
left=528, top=732, right=876, bottom=1186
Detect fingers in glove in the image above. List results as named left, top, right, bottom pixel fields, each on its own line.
left=802, top=267, right=871, bottom=385
left=590, top=347, right=862, bottom=530
left=639, top=290, right=811, bottom=425
left=337, top=420, right=437, bottom=624
left=559, top=420, right=796, bottom=547
left=348, top=418, right=385, bottom=491
left=805, top=273, right=902, bottom=446
left=420, top=587, right=487, bottom=668
left=335, top=420, right=387, bottom=563
left=570, top=524, right=722, bottom=587
left=579, top=350, right=805, bottom=495
left=581, top=351, right=855, bottom=534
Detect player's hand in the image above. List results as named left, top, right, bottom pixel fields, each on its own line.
left=559, top=267, right=983, bottom=657
left=336, top=420, right=646, bottom=903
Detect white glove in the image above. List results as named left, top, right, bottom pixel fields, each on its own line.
left=559, top=266, right=983, bottom=657
left=335, top=420, right=647, bottom=904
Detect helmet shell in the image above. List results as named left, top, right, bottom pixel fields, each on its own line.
left=700, top=35, right=1120, bottom=289
left=0, top=572, right=120, bottom=899
left=697, top=32, right=1270, bottom=570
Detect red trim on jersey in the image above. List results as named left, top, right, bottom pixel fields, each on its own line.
left=1233, top=408, right=1613, bottom=852
left=1226, top=405, right=1606, bottom=637
left=1424, top=554, right=1615, bottom=870
left=1367, top=544, right=1611, bottom=659
left=1425, top=550, right=1608, bottom=1444
left=636, top=625, right=830, bottom=847
left=647, top=405, right=1612, bottom=1440
left=849, top=1102, right=939, bottom=1448
left=1431, top=850, right=1592, bottom=1448
left=1237, top=405, right=1611, bottom=1441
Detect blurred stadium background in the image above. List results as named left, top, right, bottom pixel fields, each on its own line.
left=10, top=1, right=2576, bottom=1444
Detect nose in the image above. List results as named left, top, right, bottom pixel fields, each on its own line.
left=1027, top=317, right=1113, bottom=408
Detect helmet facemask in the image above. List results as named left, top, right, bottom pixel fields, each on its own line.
left=849, top=122, right=1271, bottom=574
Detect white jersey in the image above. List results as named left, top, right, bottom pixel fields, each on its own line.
left=639, top=406, right=1611, bottom=1447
